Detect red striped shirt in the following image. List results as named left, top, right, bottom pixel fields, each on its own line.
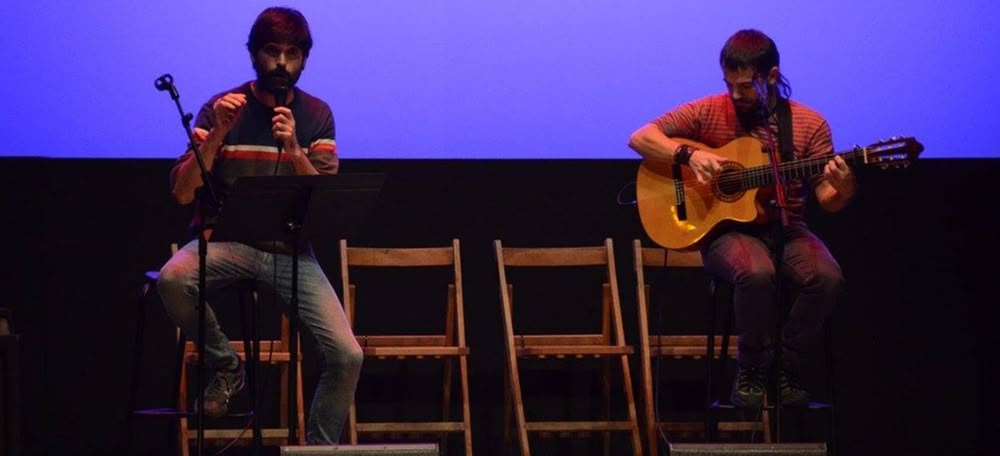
left=651, top=93, right=834, bottom=224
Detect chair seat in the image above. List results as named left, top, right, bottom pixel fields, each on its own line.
left=524, top=421, right=637, bottom=432
left=647, top=335, right=739, bottom=359
left=515, top=345, right=633, bottom=357
left=511, top=334, right=634, bottom=357
left=355, top=422, right=468, bottom=433
left=182, top=340, right=298, bottom=364
left=356, top=335, right=471, bottom=358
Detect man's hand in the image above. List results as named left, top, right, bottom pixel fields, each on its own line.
left=211, top=93, right=247, bottom=135
left=823, top=155, right=856, bottom=199
left=687, top=149, right=728, bottom=184
left=272, top=106, right=301, bottom=153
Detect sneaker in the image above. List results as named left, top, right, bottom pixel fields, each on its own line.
left=778, top=368, right=810, bottom=406
left=195, top=361, right=246, bottom=418
left=730, top=366, right=766, bottom=408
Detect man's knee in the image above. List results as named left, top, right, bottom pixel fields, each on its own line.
left=736, top=267, right=776, bottom=291
left=806, top=269, right=844, bottom=295
left=322, top=339, right=364, bottom=374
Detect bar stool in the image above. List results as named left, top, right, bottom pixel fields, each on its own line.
left=126, top=253, right=305, bottom=455
left=706, top=280, right=838, bottom=453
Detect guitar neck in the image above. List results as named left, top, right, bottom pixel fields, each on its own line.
left=740, top=148, right=865, bottom=188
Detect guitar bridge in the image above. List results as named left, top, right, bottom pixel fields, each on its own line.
left=672, top=164, right=687, bottom=221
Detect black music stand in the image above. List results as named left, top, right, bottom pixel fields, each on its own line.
left=211, top=173, right=384, bottom=451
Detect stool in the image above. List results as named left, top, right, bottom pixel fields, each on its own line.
left=127, top=262, right=305, bottom=456
left=706, top=280, right=837, bottom=453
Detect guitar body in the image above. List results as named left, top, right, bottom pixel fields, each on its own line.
left=637, top=137, right=771, bottom=250
left=636, top=134, right=922, bottom=250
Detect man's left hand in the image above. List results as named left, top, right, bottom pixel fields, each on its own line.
left=823, top=155, right=856, bottom=199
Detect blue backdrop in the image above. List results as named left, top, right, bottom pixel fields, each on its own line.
left=2, top=1, right=996, bottom=158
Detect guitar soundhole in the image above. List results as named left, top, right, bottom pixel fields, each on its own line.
left=713, top=162, right=745, bottom=203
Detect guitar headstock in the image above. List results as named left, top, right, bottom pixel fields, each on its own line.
left=860, top=136, right=924, bottom=170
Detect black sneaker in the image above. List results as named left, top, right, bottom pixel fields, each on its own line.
left=778, top=368, right=810, bottom=406
left=730, top=366, right=766, bottom=408
left=195, top=361, right=246, bottom=418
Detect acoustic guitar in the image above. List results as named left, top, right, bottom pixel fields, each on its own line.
left=636, top=136, right=923, bottom=250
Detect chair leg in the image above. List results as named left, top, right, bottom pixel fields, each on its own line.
left=459, top=355, right=473, bottom=456
left=602, top=357, right=612, bottom=456
left=442, top=357, right=454, bottom=455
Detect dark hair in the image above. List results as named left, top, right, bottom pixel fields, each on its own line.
left=719, top=29, right=791, bottom=99
left=246, top=7, right=313, bottom=58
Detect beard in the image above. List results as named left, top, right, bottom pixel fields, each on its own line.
left=254, top=62, right=300, bottom=93
left=734, top=98, right=766, bottom=129
left=732, top=98, right=760, bottom=115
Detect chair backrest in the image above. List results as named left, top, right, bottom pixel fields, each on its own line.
left=339, top=239, right=465, bottom=344
left=494, top=238, right=626, bottom=344
left=634, top=241, right=702, bottom=308
left=633, top=240, right=707, bottom=329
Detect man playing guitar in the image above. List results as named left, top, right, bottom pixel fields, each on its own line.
left=628, top=29, right=856, bottom=408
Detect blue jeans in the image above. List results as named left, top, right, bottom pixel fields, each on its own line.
left=157, top=240, right=362, bottom=444
left=702, top=224, right=843, bottom=371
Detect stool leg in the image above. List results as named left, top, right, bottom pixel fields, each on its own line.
left=171, top=331, right=186, bottom=455
left=704, top=281, right=718, bottom=442
left=125, top=280, right=150, bottom=454
left=237, top=286, right=262, bottom=455
left=825, top=322, right=837, bottom=455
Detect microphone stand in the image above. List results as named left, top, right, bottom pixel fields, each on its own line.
left=155, top=73, right=218, bottom=456
left=267, top=82, right=302, bottom=446
left=757, top=81, right=787, bottom=442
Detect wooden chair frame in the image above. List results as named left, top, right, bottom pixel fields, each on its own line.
left=494, top=238, right=641, bottom=456
left=340, top=239, right=473, bottom=455
left=176, top=288, right=306, bottom=456
left=633, top=240, right=770, bottom=455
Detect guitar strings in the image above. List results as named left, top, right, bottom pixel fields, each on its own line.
left=706, top=151, right=859, bottom=187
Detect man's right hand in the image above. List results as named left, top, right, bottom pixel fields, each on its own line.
left=211, top=93, right=248, bottom=134
left=687, top=149, right=728, bottom=184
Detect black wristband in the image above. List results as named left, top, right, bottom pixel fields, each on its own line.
left=674, top=144, right=694, bottom=166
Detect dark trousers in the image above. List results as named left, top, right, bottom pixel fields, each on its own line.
left=702, top=224, right=843, bottom=370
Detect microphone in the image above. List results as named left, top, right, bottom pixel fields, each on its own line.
left=268, top=70, right=291, bottom=175
left=268, top=67, right=291, bottom=107
left=272, top=84, right=288, bottom=108
left=154, top=73, right=180, bottom=100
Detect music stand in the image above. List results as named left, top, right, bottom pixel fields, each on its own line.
left=211, top=173, right=384, bottom=450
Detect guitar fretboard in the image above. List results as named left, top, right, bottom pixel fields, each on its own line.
left=734, top=148, right=866, bottom=189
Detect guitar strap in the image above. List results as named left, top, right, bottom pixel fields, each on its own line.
left=775, top=97, right=794, bottom=162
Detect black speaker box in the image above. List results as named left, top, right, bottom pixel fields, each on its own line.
left=280, top=444, right=439, bottom=456
left=668, top=443, right=827, bottom=455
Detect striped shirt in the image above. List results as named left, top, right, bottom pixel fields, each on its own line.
left=171, top=81, right=339, bottom=234
left=651, top=93, right=834, bottom=225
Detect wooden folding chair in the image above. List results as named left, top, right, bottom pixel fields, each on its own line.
left=633, top=240, right=769, bottom=455
left=176, top=289, right=306, bottom=455
left=494, top=238, right=641, bottom=456
left=340, top=239, right=473, bottom=455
